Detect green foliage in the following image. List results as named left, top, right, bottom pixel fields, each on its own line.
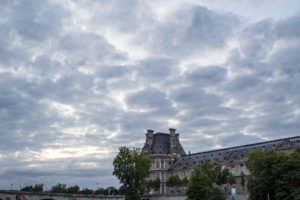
left=147, top=178, right=160, bottom=191
left=106, top=186, right=119, bottom=195
left=186, top=162, right=228, bottom=200
left=80, top=188, right=93, bottom=195
left=21, top=186, right=33, bottom=192
left=66, top=185, right=80, bottom=194
left=211, top=186, right=227, bottom=200
left=215, top=166, right=230, bottom=186
left=95, top=187, right=105, bottom=195
left=181, top=177, right=189, bottom=186
left=113, top=146, right=151, bottom=200
left=166, top=175, right=182, bottom=187
left=118, top=185, right=126, bottom=195
left=166, top=175, right=189, bottom=188
left=21, top=184, right=44, bottom=192
left=50, top=183, right=67, bottom=193
left=246, top=148, right=300, bottom=200
left=186, top=166, right=214, bottom=200
left=241, top=171, right=245, bottom=189
left=228, top=173, right=236, bottom=185
left=25, top=183, right=119, bottom=195
left=95, top=187, right=119, bottom=195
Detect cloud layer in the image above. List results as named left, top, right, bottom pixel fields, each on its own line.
left=0, top=0, right=300, bottom=190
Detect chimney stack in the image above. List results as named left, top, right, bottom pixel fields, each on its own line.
left=169, top=128, right=177, bottom=154
left=146, top=129, right=154, bottom=146
left=169, top=128, right=176, bottom=135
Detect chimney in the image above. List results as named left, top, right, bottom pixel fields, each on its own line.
left=146, top=129, right=154, bottom=146
left=169, top=128, right=177, bottom=154
left=169, top=128, right=176, bottom=135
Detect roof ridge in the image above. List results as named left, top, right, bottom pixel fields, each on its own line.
left=184, top=135, right=300, bottom=157
left=154, top=132, right=169, bottom=135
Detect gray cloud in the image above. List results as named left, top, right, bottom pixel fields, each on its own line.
left=9, top=1, right=66, bottom=41
left=0, top=0, right=299, bottom=191
left=88, top=0, right=153, bottom=33
left=136, top=58, right=179, bottom=82
left=126, top=87, right=176, bottom=115
left=136, top=5, right=240, bottom=57
left=184, top=66, right=227, bottom=86
left=275, top=16, right=300, bottom=39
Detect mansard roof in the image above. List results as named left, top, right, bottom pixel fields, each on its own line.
left=150, top=132, right=186, bottom=156
left=171, top=135, right=300, bottom=169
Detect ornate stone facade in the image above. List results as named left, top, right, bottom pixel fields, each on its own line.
left=142, top=129, right=300, bottom=196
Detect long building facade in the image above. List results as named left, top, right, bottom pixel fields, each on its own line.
left=142, top=128, right=300, bottom=197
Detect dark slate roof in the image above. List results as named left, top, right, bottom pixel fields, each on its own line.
left=171, top=135, right=300, bottom=169
left=150, top=133, right=186, bottom=156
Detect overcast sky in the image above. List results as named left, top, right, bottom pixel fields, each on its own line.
left=0, top=0, right=300, bottom=190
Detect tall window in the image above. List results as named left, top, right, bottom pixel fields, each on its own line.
left=161, top=184, right=165, bottom=194
left=184, top=170, right=188, bottom=178
left=161, top=171, right=165, bottom=181
left=231, top=166, right=235, bottom=175
left=177, top=171, right=181, bottom=178
left=156, top=161, right=159, bottom=168
left=161, top=161, right=164, bottom=169
left=240, top=164, right=244, bottom=173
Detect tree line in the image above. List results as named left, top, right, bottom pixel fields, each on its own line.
left=20, top=183, right=121, bottom=195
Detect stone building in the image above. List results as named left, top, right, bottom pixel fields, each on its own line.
left=142, top=128, right=300, bottom=196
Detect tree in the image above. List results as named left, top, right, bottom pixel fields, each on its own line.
left=105, top=186, right=118, bottom=195
left=118, top=185, right=126, bottom=195
left=166, top=175, right=182, bottom=194
left=50, top=183, right=67, bottom=193
left=21, top=184, right=44, bottom=192
left=181, top=177, right=189, bottom=187
left=186, top=166, right=213, bottom=200
left=228, top=173, right=236, bottom=186
left=215, top=166, right=230, bottom=186
left=66, top=185, right=80, bottom=194
left=246, top=148, right=300, bottom=200
left=95, top=187, right=105, bottom=195
left=21, top=185, right=34, bottom=192
left=166, top=175, right=182, bottom=188
left=186, top=162, right=232, bottom=200
left=113, top=147, right=151, bottom=200
left=166, top=175, right=188, bottom=194
left=241, top=171, right=245, bottom=191
left=147, top=178, right=160, bottom=192
left=80, top=188, right=93, bottom=195
left=211, top=186, right=227, bottom=200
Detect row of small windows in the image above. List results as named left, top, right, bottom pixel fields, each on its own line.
left=152, top=160, right=166, bottom=169
left=152, top=171, right=165, bottom=180
left=231, top=164, right=244, bottom=175
left=180, top=156, right=246, bottom=167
